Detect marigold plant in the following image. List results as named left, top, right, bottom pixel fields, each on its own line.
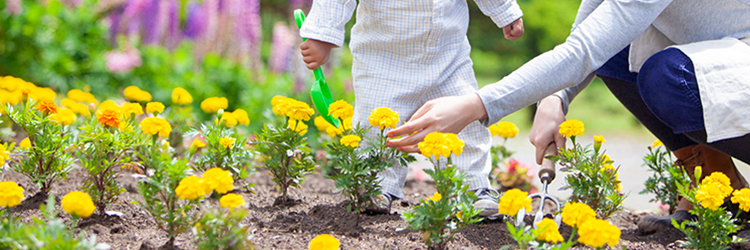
left=190, top=119, right=254, bottom=188
left=640, top=140, right=689, bottom=214
left=192, top=207, right=255, bottom=250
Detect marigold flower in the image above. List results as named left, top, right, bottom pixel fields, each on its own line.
left=652, top=140, right=663, bottom=148
left=232, top=109, right=250, bottom=126
left=123, top=86, right=152, bottom=102
left=418, top=132, right=465, bottom=160
left=29, top=87, right=57, bottom=102
left=732, top=188, right=750, bottom=212
left=0, top=181, right=24, bottom=208
left=489, top=121, right=519, bottom=139
left=577, top=218, right=620, bottom=248
left=221, top=112, right=239, bottom=127
left=309, top=234, right=340, bottom=250
left=497, top=188, right=532, bottom=216
left=61, top=191, right=96, bottom=218
left=98, top=100, right=120, bottom=112
left=561, top=202, right=596, bottom=228
left=175, top=175, right=207, bottom=200
left=140, top=117, right=172, bottom=137
left=49, top=108, right=77, bottom=126
left=594, top=135, right=605, bottom=143
left=219, top=137, right=236, bottom=149
left=146, top=102, right=165, bottom=114
left=201, top=97, right=228, bottom=114
left=328, top=100, right=354, bottom=119
left=271, top=96, right=292, bottom=116
left=696, top=182, right=732, bottom=210
left=342, top=117, right=353, bottom=131
left=171, top=87, right=193, bottom=105
left=19, top=138, right=31, bottom=149
left=121, top=102, right=144, bottom=118
left=288, top=119, right=309, bottom=135
left=536, top=218, right=564, bottom=243
left=314, top=116, right=333, bottom=132
left=0, top=144, right=10, bottom=166
left=61, top=98, right=91, bottom=116
left=340, top=134, right=361, bottom=148
left=35, top=99, right=59, bottom=115
left=558, top=119, right=584, bottom=138
left=368, top=107, right=399, bottom=130
left=429, top=192, right=442, bottom=202
left=97, top=107, right=122, bottom=128
left=67, top=89, right=97, bottom=104
left=203, top=168, right=234, bottom=194
left=456, top=210, right=463, bottom=221
left=191, top=140, right=206, bottom=148
left=326, top=126, right=344, bottom=137
left=285, top=100, right=315, bottom=121
left=219, top=193, right=245, bottom=208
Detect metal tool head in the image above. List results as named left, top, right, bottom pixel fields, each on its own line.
left=528, top=142, right=562, bottom=228
left=294, top=9, right=340, bottom=128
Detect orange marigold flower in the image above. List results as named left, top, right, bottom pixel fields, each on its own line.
left=97, top=108, right=122, bottom=128
left=35, top=99, right=59, bottom=115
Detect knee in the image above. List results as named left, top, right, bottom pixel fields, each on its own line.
left=637, top=48, right=691, bottom=105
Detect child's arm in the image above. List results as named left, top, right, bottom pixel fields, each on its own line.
left=474, top=0, right=524, bottom=40
left=299, top=0, right=357, bottom=70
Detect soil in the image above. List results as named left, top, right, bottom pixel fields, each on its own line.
left=2, top=167, right=746, bottom=250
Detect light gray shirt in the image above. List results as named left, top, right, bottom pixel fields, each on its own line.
left=476, top=0, right=750, bottom=126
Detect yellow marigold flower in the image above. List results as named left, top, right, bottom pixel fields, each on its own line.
left=201, top=97, right=228, bottom=114
left=123, top=86, right=152, bottom=102
left=29, top=87, right=56, bottom=102
left=35, top=99, right=59, bottom=115
left=309, top=234, right=340, bottom=250
left=696, top=173, right=733, bottom=210
left=536, top=218, right=564, bottom=243
left=140, top=117, right=172, bottom=137
left=232, top=109, right=250, bottom=126
left=171, top=87, right=193, bottom=105
left=121, top=102, right=144, bottom=118
left=61, top=191, right=96, bottom=218
left=219, top=137, right=236, bottom=149
left=49, top=108, right=77, bottom=126
left=175, top=176, right=207, bottom=200
left=19, top=138, right=31, bottom=149
left=561, top=202, right=596, bottom=228
left=328, top=100, right=354, bottom=119
left=0, top=181, right=24, bottom=208
left=314, top=116, right=333, bottom=132
left=456, top=210, right=463, bottom=221
left=489, top=121, right=519, bottom=139
left=219, top=193, right=245, bottom=208
left=578, top=218, right=620, bottom=248
left=429, top=192, right=442, bottom=202
left=326, top=125, right=344, bottom=137
left=558, top=119, right=584, bottom=138
left=417, top=132, right=465, bottom=160
left=221, top=112, right=238, bottom=127
left=702, top=172, right=733, bottom=195
left=342, top=117, right=353, bottom=131
left=271, top=96, right=292, bottom=116
left=368, top=107, right=399, bottom=130
left=288, top=119, right=309, bottom=135
left=285, top=100, right=315, bottom=121
left=0, top=89, right=22, bottom=107
left=97, top=107, right=122, bottom=128
left=203, top=168, right=234, bottom=194
left=191, top=140, right=206, bottom=148
left=340, top=134, right=361, bottom=148
left=61, top=98, right=91, bottom=116
left=594, top=135, right=605, bottom=143
left=732, top=188, right=750, bottom=212
left=602, top=164, right=622, bottom=193
left=98, top=100, right=120, bottom=112
left=67, top=89, right=97, bottom=104
left=652, top=140, right=663, bottom=148
left=145, top=102, right=165, bottom=114
left=497, top=188, right=532, bottom=216
left=0, top=144, right=10, bottom=166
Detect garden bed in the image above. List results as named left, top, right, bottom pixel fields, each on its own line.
left=3, top=165, right=714, bottom=250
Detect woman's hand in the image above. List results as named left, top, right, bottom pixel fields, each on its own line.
left=385, top=94, right=488, bottom=153
left=529, top=96, right=567, bottom=164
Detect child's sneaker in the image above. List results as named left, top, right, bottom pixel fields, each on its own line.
left=473, top=188, right=500, bottom=218
left=366, top=193, right=393, bottom=214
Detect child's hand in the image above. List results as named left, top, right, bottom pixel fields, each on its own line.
left=300, top=39, right=335, bottom=70
left=502, top=18, right=524, bottom=41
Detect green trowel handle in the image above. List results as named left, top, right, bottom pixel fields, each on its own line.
left=294, top=10, right=326, bottom=83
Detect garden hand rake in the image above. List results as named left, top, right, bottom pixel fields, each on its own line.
left=521, top=142, right=562, bottom=228
left=294, top=9, right=340, bottom=128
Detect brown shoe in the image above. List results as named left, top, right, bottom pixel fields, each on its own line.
left=637, top=144, right=748, bottom=234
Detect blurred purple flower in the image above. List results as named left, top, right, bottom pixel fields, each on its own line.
left=141, top=0, right=160, bottom=44
left=6, top=0, right=22, bottom=14
left=269, top=22, right=295, bottom=73
left=105, top=48, right=142, bottom=74
left=289, top=0, right=312, bottom=9
left=205, top=0, right=219, bottom=41
left=165, top=0, right=180, bottom=47
left=108, top=8, right=122, bottom=42
left=183, top=1, right=206, bottom=39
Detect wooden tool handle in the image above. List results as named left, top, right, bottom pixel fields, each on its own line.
left=538, top=143, right=558, bottom=183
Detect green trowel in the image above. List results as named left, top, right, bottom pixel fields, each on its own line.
left=294, top=9, right=340, bottom=128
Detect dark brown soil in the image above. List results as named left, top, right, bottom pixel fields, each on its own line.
left=0, top=166, right=731, bottom=250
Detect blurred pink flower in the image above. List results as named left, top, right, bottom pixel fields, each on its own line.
left=658, top=202, right=670, bottom=213
left=105, top=48, right=142, bottom=74
left=411, top=165, right=427, bottom=182
left=269, top=22, right=295, bottom=73
left=6, top=0, right=22, bottom=14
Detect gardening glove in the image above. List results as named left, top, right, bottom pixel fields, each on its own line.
left=386, top=94, right=488, bottom=153
left=503, top=17, right=524, bottom=41
left=529, top=95, right=567, bottom=165
left=300, top=39, right=335, bottom=70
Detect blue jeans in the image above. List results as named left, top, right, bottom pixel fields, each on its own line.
left=595, top=46, right=702, bottom=151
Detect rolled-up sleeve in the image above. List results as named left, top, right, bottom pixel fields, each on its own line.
left=474, top=0, right=523, bottom=28
left=299, top=0, right=357, bottom=47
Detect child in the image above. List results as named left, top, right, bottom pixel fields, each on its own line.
left=300, top=1, right=524, bottom=217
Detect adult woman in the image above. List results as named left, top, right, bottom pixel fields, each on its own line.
left=386, top=0, right=750, bottom=233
